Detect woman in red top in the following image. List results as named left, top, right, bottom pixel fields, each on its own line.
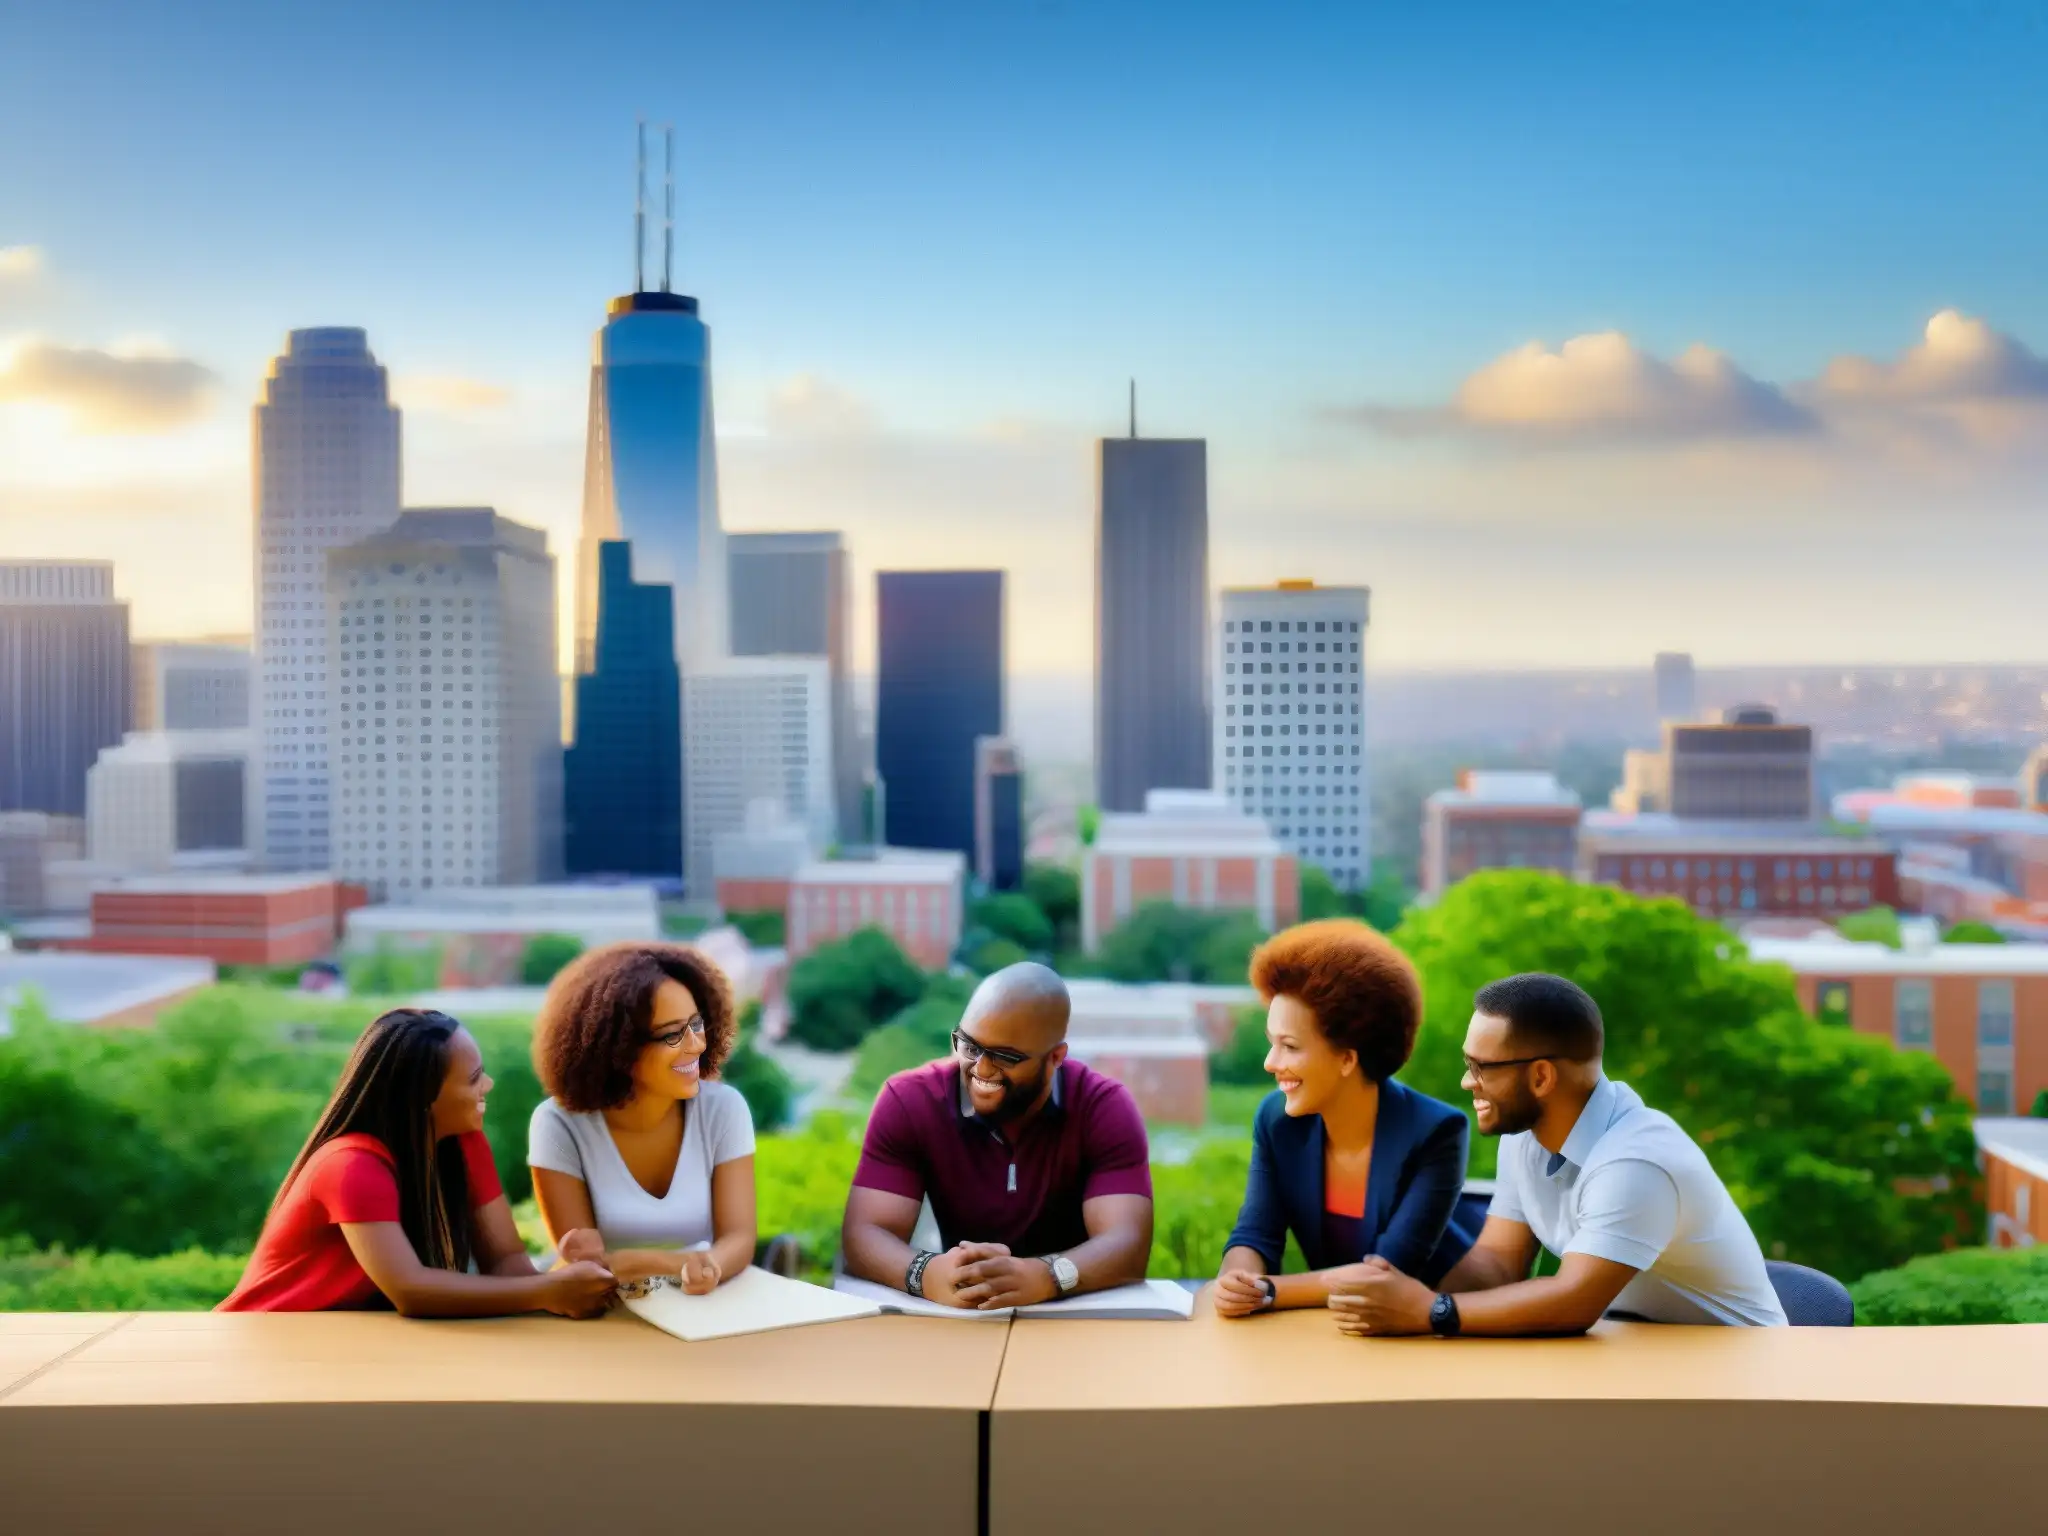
left=220, top=1008, right=617, bottom=1318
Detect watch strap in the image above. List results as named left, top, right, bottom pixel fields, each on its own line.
left=1429, top=1291, right=1462, bottom=1337
left=906, top=1250, right=937, bottom=1298
left=1257, top=1276, right=1277, bottom=1311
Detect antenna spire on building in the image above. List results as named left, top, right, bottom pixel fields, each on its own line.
left=662, top=123, right=676, bottom=293
left=634, top=118, right=647, bottom=293
left=1129, top=378, right=1137, bottom=438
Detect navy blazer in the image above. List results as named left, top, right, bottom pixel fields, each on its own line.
left=1224, top=1077, right=1474, bottom=1287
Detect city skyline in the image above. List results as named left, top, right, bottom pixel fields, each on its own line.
left=6, top=3, right=2048, bottom=674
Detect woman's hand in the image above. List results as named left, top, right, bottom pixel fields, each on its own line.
left=555, top=1228, right=607, bottom=1267
left=543, top=1260, right=617, bottom=1319
left=679, top=1250, right=722, bottom=1295
left=1213, top=1269, right=1273, bottom=1319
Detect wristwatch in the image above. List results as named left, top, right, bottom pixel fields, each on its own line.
left=1256, top=1277, right=1277, bottom=1312
left=906, top=1250, right=938, bottom=1298
left=1429, top=1292, right=1462, bottom=1337
left=1040, top=1254, right=1080, bottom=1295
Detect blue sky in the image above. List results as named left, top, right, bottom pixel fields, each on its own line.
left=5, top=0, right=2048, bottom=678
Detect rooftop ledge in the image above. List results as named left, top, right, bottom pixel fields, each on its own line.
left=5, top=1307, right=2045, bottom=1533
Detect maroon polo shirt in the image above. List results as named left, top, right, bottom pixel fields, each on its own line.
left=852, top=1057, right=1153, bottom=1256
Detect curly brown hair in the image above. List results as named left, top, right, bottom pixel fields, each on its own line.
left=532, top=942, right=738, bottom=1113
left=1248, top=919, right=1422, bottom=1083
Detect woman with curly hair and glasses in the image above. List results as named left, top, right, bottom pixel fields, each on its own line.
left=1212, top=920, right=1474, bottom=1321
left=527, top=942, right=757, bottom=1297
left=220, top=1008, right=616, bottom=1318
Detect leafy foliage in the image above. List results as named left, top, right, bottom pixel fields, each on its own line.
left=719, top=1003, right=797, bottom=1133
left=726, top=909, right=787, bottom=948
left=0, top=1237, right=246, bottom=1311
left=785, top=928, right=928, bottom=1052
left=968, top=938, right=1030, bottom=976
left=1941, top=920, right=2006, bottom=945
left=1022, top=863, right=1081, bottom=950
left=755, top=1112, right=868, bottom=1285
left=1210, top=1006, right=1272, bottom=1086
left=850, top=977, right=974, bottom=1097
left=1094, top=902, right=1267, bottom=985
left=518, top=932, right=584, bottom=986
left=344, top=939, right=444, bottom=995
left=970, top=892, right=1055, bottom=955
left=1395, top=873, right=1980, bottom=1283
left=1835, top=906, right=1904, bottom=948
left=1850, top=1246, right=2048, bottom=1325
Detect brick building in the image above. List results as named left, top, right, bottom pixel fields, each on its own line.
left=1975, top=1119, right=2048, bottom=1249
left=84, top=874, right=364, bottom=967
left=1083, top=789, right=1297, bottom=953
left=1578, top=814, right=1897, bottom=921
left=786, top=849, right=966, bottom=970
left=1748, top=930, right=2048, bottom=1115
left=1421, top=770, right=1582, bottom=899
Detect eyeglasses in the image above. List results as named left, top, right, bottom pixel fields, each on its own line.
left=952, top=1028, right=1037, bottom=1073
left=650, top=1017, right=708, bottom=1049
left=1462, top=1054, right=1551, bottom=1077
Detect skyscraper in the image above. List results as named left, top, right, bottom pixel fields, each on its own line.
left=974, top=735, right=1025, bottom=893
left=253, top=327, right=402, bottom=871
left=1095, top=433, right=1210, bottom=813
left=728, top=531, right=860, bottom=841
left=1214, top=580, right=1371, bottom=891
left=683, top=656, right=834, bottom=900
left=0, top=561, right=131, bottom=816
left=565, top=541, right=681, bottom=879
left=132, top=641, right=251, bottom=732
left=327, top=509, right=561, bottom=903
left=570, top=126, right=728, bottom=873
left=876, top=571, right=1004, bottom=860
left=1655, top=651, right=1697, bottom=723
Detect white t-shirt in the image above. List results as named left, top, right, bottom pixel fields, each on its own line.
left=527, top=1082, right=756, bottom=1251
left=1489, top=1077, right=1786, bottom=1327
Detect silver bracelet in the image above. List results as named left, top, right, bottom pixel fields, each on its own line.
left=617, top=1274, right=679, bottom=1300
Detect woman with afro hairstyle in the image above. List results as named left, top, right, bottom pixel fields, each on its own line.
left=527, top=942, right=758, bottom=1296
left=1212, top=920, right=1474, bottom=1320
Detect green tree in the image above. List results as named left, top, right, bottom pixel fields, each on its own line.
left=968, top=937, right=1030, bottom=976
left=1836, top=906, right=1904, bottom=948
left=519, top=933, right=584, bottom=986
left=1299, top=865, right=1346, bottom=922
left=1210, top=1006, right=1272, bottom=1086
left=1359, top=856, right=1414, bottom=932
left=1077, top=805, right=1101, bottom=846
left=2031, top=1087, right=2048, bottom=1118
left=785, top=927, right=927, bottom=1052
left=1095, top=902, right=1267, bottom=985
left=726, top=909, right=787, bottom=948
left=344, top=939, right=444, bottom=995
left=851, top=976, right=975, bottom=1096
left=970, top=892, right=1055, bottom=954
left=718, top=1003, right=796, bottom=1133
left=1942, top=920, right=2006, bottom=945
left=1395, top=873, right=1979, bottom=1284
left=1023, top=863, right=1081, bottom=949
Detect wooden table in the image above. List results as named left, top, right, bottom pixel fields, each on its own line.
left=1, top=1309, right=1007, bottom=1533
left=989, top=1288, right=2048, bottom=1534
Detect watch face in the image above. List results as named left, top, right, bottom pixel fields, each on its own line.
left=1053, top=1256, right=1078, bottom=1290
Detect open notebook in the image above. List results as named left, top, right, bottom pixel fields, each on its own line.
left=623, top=1266, right=882, bottom=1343
left=832, top=1274, right=1194, bottom=1321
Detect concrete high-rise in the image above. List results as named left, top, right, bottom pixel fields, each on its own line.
left=728, top=531, right=858, bottom=840
left=876, top=571, right=1004, bottom=861
left=1655, top=651, right=1697, bottom=723
left=1214, top=581, right=1371, bottom=891
left=565, top=542, right=682, bottom=879
left=1095, top=435, right=1210, bottom=813
left=0, top=562, right=131, bottom=816
left=133, top=640, right=251, bottom=732
left=682, top=656, right=834, bottom=900
left=974, top=736, right=1025, bottom=893
left=327, top=509, right=561, bottom=903
left=253, top=328, right=402, bottom=871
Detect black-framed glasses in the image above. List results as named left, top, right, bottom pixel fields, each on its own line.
left=952, top=1028, right=1037, bottom=1073
left=651, top=1017, right=708, bottom=1049
left=1462, top=1054, right=1550, bottom=1077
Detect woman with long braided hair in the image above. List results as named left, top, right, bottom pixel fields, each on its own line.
left=219, top=1008, right=617, bottom=1317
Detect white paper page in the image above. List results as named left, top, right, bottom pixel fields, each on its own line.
left=831, top=1274, right=1193, bottom=1320
left=624, top=1266, right=882, bottom=1343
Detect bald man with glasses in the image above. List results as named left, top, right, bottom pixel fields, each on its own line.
left=841, top=963, right=1155, bottom=1309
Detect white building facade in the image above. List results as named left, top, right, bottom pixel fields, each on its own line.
left=1213, top=581, right=1371, bottom=891
left=683, top=656, right=833, bottom=901
left=86, top=728, right=254, bottom=876
left=327, top=509, right=561, bottom=904
left=253, top=328, right=402, bottom=872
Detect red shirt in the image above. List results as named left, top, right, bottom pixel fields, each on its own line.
left=852, top=1058, right=1152, bottom=1256
left=218, top=1131, right=503, bottom=1312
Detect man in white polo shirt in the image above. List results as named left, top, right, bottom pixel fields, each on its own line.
left=1329, top=972, right=1785, bottom=1335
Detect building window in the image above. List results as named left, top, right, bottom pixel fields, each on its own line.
left=1978, top=1071, right=2014, bottom=1115
left=1893, top=979, right=1933, bottom=1052
left=1815, top=979, right=1851, bottom=1023
left=1978, top=980, right=2014, bottom=1048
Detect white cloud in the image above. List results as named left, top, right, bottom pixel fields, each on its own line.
left=1345, top=330, right=1814, bottom=445
left=0, top=337, right=219, bottom=433
left=764, top=373, right=878, bottom=437
left=392, top=374, right=513, bottom=416
left=1814, top=309, right=2048, bottom=404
